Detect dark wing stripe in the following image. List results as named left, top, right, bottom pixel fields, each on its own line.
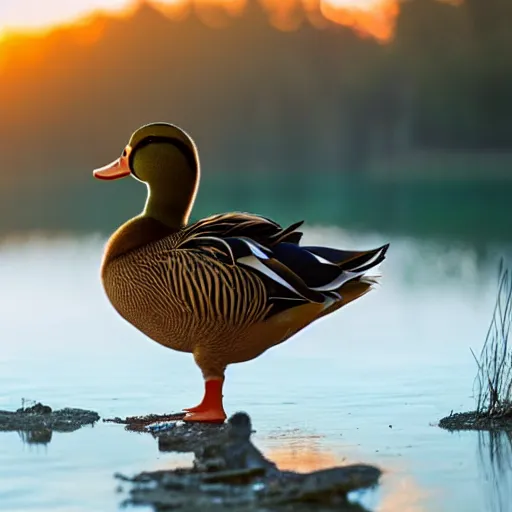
left=229, top=266, right=241, bottom=322
left=207, top=266, right=216, bottom=318
left=220, top=264, right=237, bottom=321
left=175, top=254, right=188, bottom=308
left=232, top=267, right=244, bottom=322
left=220, top=272, right=229, bottom=319
left=188, top=265, right=206, bottom=314
left=247, top=273, right=263, bottom=322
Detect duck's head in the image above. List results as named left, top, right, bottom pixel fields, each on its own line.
left=93, top=122, right=200, bottom=228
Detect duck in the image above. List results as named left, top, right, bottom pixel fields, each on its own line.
left=93, top=122, right=389, bottom=424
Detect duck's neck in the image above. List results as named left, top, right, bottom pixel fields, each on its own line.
left=102, top=216, right=175, bottom=268
left=142, top=176, right=199, bottom=230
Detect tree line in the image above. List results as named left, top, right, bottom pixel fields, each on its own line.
left=0, top=0, right=511, bottom=191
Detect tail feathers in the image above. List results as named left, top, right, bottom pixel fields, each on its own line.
left=304, top=244, right=388, bottom=293
left=344, top=245, right=389, bottom=274
left=358, top=275, right=381, bottom=287
left=239, top=239, right=388, bottom=316
left=304, top=244, right=389, bottom=273
left=317, top=257, right=387, bottom=319
left=317, top=278, right=374, bottom=319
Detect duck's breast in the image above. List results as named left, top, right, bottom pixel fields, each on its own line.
left=101, top=250, right=195, bottom=352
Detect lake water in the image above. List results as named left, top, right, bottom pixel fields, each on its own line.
left=0, top=227, right=511, bottom=512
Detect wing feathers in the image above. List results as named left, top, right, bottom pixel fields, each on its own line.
left=168, top=213, right=388, bottom=323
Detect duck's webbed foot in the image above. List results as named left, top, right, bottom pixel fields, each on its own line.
left=183, top=377, right=227, bottom=423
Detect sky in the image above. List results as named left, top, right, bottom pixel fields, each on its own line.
left=0, top=0, right=398, bottom=41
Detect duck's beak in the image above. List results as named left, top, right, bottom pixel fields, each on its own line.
left=93, top=147, right=131, bottom=180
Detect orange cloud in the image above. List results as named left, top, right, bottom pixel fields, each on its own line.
left=0, top=0, right=401, bottom=43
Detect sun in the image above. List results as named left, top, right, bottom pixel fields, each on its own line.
left=321, top=0, right=399, bottom=40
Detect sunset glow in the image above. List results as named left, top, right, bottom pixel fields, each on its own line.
left=322, top=0, right=399, bottom=40
left=0, top=0, right=400, bottom=42
left=266, top=441, right=431, bottom=512
left=0, top=0, right=130, bottom=32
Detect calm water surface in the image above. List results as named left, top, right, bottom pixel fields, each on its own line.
left=0, top=227, right=510, bottom=512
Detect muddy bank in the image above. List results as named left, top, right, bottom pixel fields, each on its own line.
left=104, top=412, right=186, bottom=433
left=117, top=412, right=381, bottom=511
left=0, top=402, right=100, bottom=444
left=157, top=420, right=231, bottom=452
left=439, top=409, right=512, bottom=432
left=103, top=412, right=233, bottom=453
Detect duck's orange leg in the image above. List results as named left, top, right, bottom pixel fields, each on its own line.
left=183, top=378, right=227, bottom=423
